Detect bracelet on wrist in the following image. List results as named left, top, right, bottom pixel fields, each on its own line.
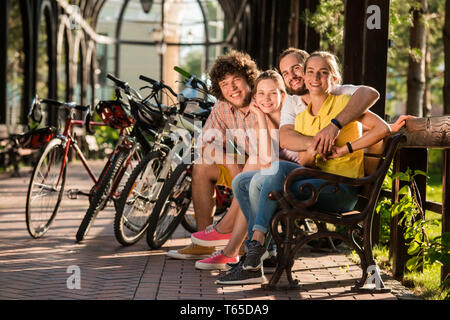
left=346, top=142, right=354, bottom=154
left=331, top=118, right=342, bottom=130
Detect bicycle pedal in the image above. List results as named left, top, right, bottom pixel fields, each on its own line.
left=67, top=189, right=90, bottom=199
left=67, top=189, right=79, bottom=199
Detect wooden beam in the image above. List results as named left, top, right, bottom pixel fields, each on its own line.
left=402, top=116, right=450, bottom=148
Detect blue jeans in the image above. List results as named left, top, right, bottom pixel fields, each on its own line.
left=232, top=161, right=359, bottom=243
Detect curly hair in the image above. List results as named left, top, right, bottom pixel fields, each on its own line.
left=208, top=49, right=260, bottom=101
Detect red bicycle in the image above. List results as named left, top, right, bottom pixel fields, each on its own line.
left=24, top=93, right=142, bottom=239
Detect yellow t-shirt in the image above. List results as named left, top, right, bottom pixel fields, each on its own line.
left=294, top=94, right=364, bottom=178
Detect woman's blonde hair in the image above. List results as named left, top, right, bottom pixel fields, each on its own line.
left=252, top=69, right=287, bottom=97
left=304, top=51, right=342, bottom=85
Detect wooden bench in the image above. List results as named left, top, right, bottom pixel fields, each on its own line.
left=0, top=124, right=37, bottom=176
left=263, top=133, right=405, bottom=292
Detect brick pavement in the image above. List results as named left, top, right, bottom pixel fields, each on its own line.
left=0, top=160, right=417, bottom=300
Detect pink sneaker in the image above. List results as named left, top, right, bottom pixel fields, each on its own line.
left=191, top=225, right=232, bottom=246
left=195, top=250, right=239, bottom=270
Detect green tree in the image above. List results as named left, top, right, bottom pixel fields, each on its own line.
left=304, top=0, right=445, bottom=118
left=181, top=49, right=202, bottom=77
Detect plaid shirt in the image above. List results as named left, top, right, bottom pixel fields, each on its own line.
left=201, top=100, right=258, bottom=156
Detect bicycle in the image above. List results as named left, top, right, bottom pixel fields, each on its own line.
left=145, top=67, right=235, bottom=249
left=75, top=73, right=168, bottom=243
left=25, top=96, right=108, bottom=238
left=113, top=74, right=190, bottom=246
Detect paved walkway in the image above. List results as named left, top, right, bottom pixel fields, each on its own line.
left=0, top=160, right=416, bottom=300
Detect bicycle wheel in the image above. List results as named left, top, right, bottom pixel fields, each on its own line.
left=114, top=151, right=164, bottom=246
left=26, top=138, right=66, bottom=238
left=146, top=163, right=192, bottom=249
left=180, top=185, right=231, bottom=234
left=180, top=204, right=196, bottom=233
left=75, top=150, right=127, bottom=242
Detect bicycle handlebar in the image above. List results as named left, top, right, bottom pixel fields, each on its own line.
left=106, top=73, right=128, bottom=90
left=40, top=98, right=91, bottom=133
left=41, top=98, right=89, bottom=113
left=139, top=75, right=178, bottom=98
left=173, top=66, right=209, bottom=93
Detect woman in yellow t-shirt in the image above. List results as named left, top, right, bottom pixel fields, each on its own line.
left=296, top=51, right=391, bottom=176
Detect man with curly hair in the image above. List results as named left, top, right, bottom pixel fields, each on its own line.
left=167, top=50, right=260, bottom=264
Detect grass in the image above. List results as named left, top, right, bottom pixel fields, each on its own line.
left=370, top=245, right=449, bottom=300
left=364, top=166, right=448, bottom=300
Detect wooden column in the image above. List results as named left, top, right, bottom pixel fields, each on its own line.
left=391, top=116, right=450, bottom=279
left=305, top=0, right=320, bottom=52
left=342, top=0, right=365, bottom=85
left=258, top=0, right=274, bottom=70
left=390, top=148, right=411, bottom=277
left=363, top=0, right=390, bottom=119
left=391, top=147, right=428, bottom=277
left=0, top=0, right=10, bottom=124
left=271, top=0, right=290, bottom=67
left=297, top=0, right=307, bottom=50
left=442, top=149, right=450, bottom=286
left=288, top=0, right=300, bottom=48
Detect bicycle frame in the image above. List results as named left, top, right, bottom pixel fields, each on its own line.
left=55, top=117, right=108, bottom=188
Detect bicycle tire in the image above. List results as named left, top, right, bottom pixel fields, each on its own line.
left=25, top=138, right=66, bottom=238
left=180, top=206, right=196, bottom=233
left=180, top=186, right=231, bottom=234
left=75, top=150, right=128, bottom=242
left=114, top=150, right=164, bottom=246
left=146, top=163, right=192, bottom=249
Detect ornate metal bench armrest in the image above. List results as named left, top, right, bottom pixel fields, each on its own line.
left=281, top=167, right=365, bottom=209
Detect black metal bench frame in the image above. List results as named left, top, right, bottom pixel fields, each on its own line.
left=262, top=133, right=405, bottom=292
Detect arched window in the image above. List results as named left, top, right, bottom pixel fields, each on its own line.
left=6, top=1, right=25, bottom=129
left=36, top=4, right=51, bottom=101
left=96, top=0, right=225, bottom=99
left=73, top=31, right=86, bottom=106
left=57, top=22, right=70, bottom=102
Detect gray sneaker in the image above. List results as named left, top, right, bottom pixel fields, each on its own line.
left=243, top=240, right=269, bottom=270
left=215, top=264, right=267, bottom=285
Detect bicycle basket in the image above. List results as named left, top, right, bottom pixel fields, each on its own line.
left=96, top=100, right=135, bottom=129
left=18, top=127, right=56, bottom=149
left=130, top=100, right=163, bottom=130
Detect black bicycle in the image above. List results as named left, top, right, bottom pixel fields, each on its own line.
left=113, top=74, right=185, bottom=246
left=75, top=74, right=168, bottom=243
left=145, top=67, right=218, bottom=249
